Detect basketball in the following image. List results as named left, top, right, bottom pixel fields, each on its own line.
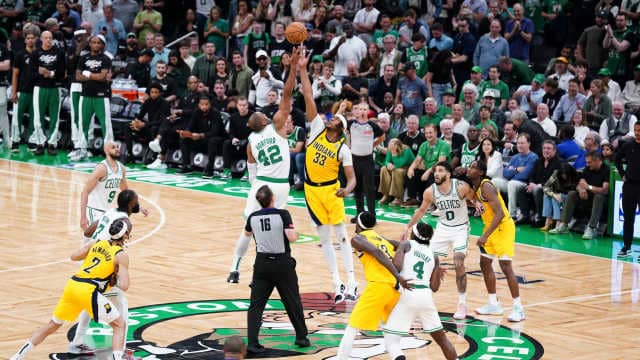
left=285, top=22, right=308, bottom=44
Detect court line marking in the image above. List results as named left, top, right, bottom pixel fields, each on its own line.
left=0, top=168, right=166, bottom=274
left=0, top=159, right=627, bottom=265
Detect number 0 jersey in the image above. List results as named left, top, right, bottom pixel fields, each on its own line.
left=249, top=124, right=290, bottom=181
left=357, top=229, right=396, bottom=285
left=400, top=240, right=435, bottom=289
left=432, top=178, right=469, bottom=227
left=74, top=240, right=122, bottom=292
left=88, top=160, right=123, bottom=212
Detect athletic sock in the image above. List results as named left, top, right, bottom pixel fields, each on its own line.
left=230, top=232, right=251, bottom=272
left=488, top=293, right=498, bottom=305
left=112, top=350, right=123, bottom=360
left=318, top=225, right=340, bottom=285
left=383, top=332, right=404, bottom=360
left=336, top=326, right=358, bottom=359
left=458, top=293, right=466, bottom=304
left=72, top=311, right=91, bottom=346
left=334, top=223, right=355, bottom=284
left=512, top=297, right=522, bottom=307
left=15, top=340, right=33, bottom=357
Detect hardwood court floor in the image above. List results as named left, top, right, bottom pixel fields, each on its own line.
left=1, top=159, right=639, bottom=360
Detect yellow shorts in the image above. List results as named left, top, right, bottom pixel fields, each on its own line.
left=482, top=220, right=516, bottom=259
left=349, top=282, right=400, bottom=331
left=52, top=279, right=120, bottom=324
left=304, top=182, right=345, bottom=225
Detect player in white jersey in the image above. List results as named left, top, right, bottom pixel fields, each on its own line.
left=69, top=190, right=141, bottom=356
left=227, top=47, right=301, bottom=284
left=403, top=161, right=475, bottom=320
left=383, top=222, right=459, bottom=360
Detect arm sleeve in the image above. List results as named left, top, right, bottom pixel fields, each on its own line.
left=296, top=127, right=306, bottom=142
left=244, top=215, right=253, bottom=232
left=371, top=121, right=384, bottom=138
left=280, top=210, right=294, bottom=229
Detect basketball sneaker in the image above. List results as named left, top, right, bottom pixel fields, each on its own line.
left=334, top=283, right=346, bottom=304
left=11, top=143, right=19, bottom=153
left=147, top=158, right=167, bottom=170
left=68, top=343, right=96, bottom=355
left=507, top=305, right=526, bottom=322
left=69, top=149, right=89, bottom=162
left=453, top=303, right=467, bottom=319
left=345, top=282, right=358, bottom=301
left=475, top=302, right=503, bottom=315
left=148, top=139, right=161, bottom=153
left=617, top=248, right=631, bottom=257
left=227, top=271, right=239, bottom=284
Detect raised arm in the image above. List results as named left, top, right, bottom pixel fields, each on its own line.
left=273, top=47, right=300, bottom=131
left=298, top=46, right=318, bottom=120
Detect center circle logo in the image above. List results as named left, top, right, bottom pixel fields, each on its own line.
left=52, top=293, right=543, bottom=359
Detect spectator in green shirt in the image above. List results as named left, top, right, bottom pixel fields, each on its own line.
left=476, top=105, right=500, bottom=135
left=204, top=6, right=229, bottom=58
left=419, top=97, right=445, bottom=128
left=403, top=124, right=451, bottom=206
left=372, top=14, right=399, bottom=49
left=477, top=65, right=510, bottom=110
left=498, top=56, right=534, bottom=93
left=379, top=138, right=415, bottom=206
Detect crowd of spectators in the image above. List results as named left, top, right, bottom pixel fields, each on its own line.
left=1, top=0, right=639, bottom=238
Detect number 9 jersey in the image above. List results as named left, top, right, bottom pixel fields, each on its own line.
left=88, top=160, right=124, bottom=213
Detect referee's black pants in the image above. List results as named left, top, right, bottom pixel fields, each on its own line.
left=353, top=154, right=376, bottom=216
left=622, top=181, right=640, bottom=250
left=247, top=253, right=308, bottom=347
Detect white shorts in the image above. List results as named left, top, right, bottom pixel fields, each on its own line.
left=383, top=289, right=443, bottom=335
left=243, top=179, right=290, bottom=218
left=431, top=223, right=469, bottom=257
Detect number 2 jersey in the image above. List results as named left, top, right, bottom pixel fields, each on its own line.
left=88, top=160, right=124, bottom=212
left=400, top=240, right=435, bottom=289
left=432, top=178, right=469, bottom=227
left=74, top=240, right=123, bottom=293
left=249, top=124, right=290, bottom=181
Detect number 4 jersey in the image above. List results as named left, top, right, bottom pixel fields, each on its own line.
left=249, top=123, right=290, bottom=181
left=88, top=160, right=124, bottom=212
left=400, top=240, right=435, bottom=289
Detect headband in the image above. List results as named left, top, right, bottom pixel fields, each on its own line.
left=111, top=221, right=129, bottom=240
left=412, top=224, right=426, bottom=241
left=357, top=214, right=372, bottom=230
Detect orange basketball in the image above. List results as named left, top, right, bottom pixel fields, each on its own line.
left=285, top=22, right=308, bottom=44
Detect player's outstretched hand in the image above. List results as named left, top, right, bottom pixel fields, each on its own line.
left=398, top=276, right=413, bottom=290
left=298, top=45, right=311, bottom=69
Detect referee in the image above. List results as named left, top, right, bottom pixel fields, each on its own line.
left=615, top=122, right=640, bottom=257
left=245, top=185, right=310, bottom=355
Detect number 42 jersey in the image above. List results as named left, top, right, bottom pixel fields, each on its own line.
left=249, top=124, right=290, bottom=180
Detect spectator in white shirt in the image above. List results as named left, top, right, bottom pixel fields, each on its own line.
left=82, top=0, right=110, bottom=30
left=451, top=103, right=470, bottom=140
left=599, top=101, right=637, bottom=148
left=512, top=74, right=545, bottom=115
left=551, top=57, right=574, bottom=91
left=353, top=0, right=379, bottom=44
left=250, top=50, right=284, bottom=108
left=597, top=68, right=622, bottom=103
left=323, top=21, right=367, bottom=79
left=534, top=103, right=557, bottom=137
left=379, top=35, right=401, bottom=77
left=621, top=65, right=640, bottom=109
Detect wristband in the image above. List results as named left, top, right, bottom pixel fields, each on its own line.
left=82, top=70, right=91, bottom=78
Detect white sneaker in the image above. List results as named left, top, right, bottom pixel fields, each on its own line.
left=508, top=305, right=526, bottom=322
left=68, top=343, right=96, bottom=355
left=334, top=283, right=346, bottom=304
left=148, top=139, right=161, bottom=153
left=147, top=158, right=167, bottom=169
left=475, top=302, right=504, bottom=315
left=582, top=227, right=595, bottom=240
left=345, top=282, right=358, bottom=301
left=453, top=303, right=467, bottom=319
left=67, top=149, right=79, bottom=158
left=69, top=149, right=88, bottom=162
left=10, top=354, right=23, bottom=360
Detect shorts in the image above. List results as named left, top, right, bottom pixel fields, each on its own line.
left=52, top=279, right=120, bottom=325
left=431, top=223, right=469, bottom=257
left=383, top=288, right=443, bottom=335
left=349, top=282, right=400, bottom=331
left=243, top=179, right=290, bottom=218
left=481, top=220, right=516, bottom=260
left=304, top=182, right=345, bottom=225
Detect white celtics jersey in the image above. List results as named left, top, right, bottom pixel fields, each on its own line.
left=400, top=240, right=435, bottom=289
left=91, top=208, right=128, bottom=241
left=432, top=178, right=469, bottom=227
left=88, top=160, right=124, bottom=211
left=249, top=124, right=290, bottom=180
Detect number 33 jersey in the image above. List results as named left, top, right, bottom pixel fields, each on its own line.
left=88, top=160, right=124, bottom=211
left=305, top=115, right=352, bottom=184
left=249, top=124, right=290, bottom=180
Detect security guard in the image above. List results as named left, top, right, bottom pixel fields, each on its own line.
left=245, top=185, right=310, bottom=355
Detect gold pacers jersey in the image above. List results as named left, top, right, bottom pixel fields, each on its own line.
left=74, top=240, right=122, bottom=292
left=476, top=178, right=511, bottom=226
left=357, top=230, right=396, bottom=284
left=305, top=129, right=345, bottom=184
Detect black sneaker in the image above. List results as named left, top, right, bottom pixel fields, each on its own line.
left=202, top=170, right=214, bottom=179
left=617, top=248, right=631, bottom=257
left=34, top=145, right=44, bottom=155
left=177, top=166, right=193, bottom=174
left=227, top=271, right=239, bottom=283
left=11, top=143, right=19, bottom=153
left=294, top=182, right=304, bottom=191
left=246, top=344, right=265, bottom=355
left=295, top=338, right=311, bottom=347
left=47, top=144, right=57, bottom=155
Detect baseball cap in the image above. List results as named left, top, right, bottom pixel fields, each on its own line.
left=556, top=57, right=569, bottom=64
left=127, top=32, right=136, bottom=38
left=597, top=68, right=612, bottom=76
left=596, top=10, right=609, bottom=18
left=255, top=49, right=268, bottom=59
left=73, top=29, right=87, bottom=37
left=443, top=88, right=456, bottom=97
left=533, top=73, right=545, bottom=84
left=312, top=55, right=324, bottom=63
left=471, top=66, right=483, bottom=74
left=94, top=34, right=106, bottom=44
left=483, top=89, right=499, bottom=98
left=403, top=62, right=416, bottom=71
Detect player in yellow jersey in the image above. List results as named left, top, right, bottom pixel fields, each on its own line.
left=298, top=47, right=358, bottom=304
left=467, top=160, right=525, bottom=322
left=336, top=212, right=411, bottom=360
left=11, top=218, right=132, bottom=360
